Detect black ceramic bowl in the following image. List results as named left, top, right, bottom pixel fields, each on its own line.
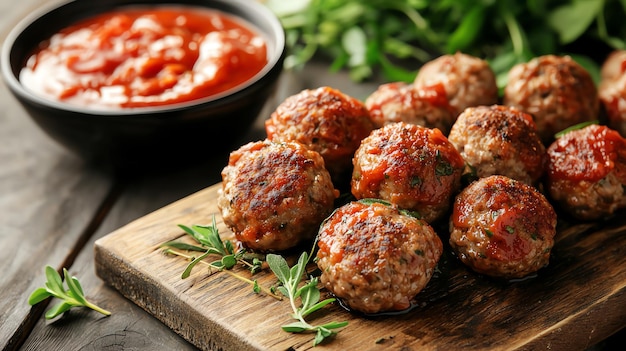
left=1, top=0, right=285, bottom=168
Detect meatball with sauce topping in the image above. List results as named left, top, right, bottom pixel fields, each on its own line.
left=449, top=175, right=557, bottom=279
left=351, top=122, right=465, bottom=223
left=414, top=52, right=499, bottom=117
left=364, top=82, right=456, bottom=134
left=265, top=86, right=375, bottom=185
left=218, top=140, right=339, bottom=252
left=316, top=199, right=443, bottom=314
left=545, top=124, right=626, bottom=221
left=448, top=105, right=547, bottom=185
left=598, top=50, right=626, bottom=137
left=504, top=55, right=599, bottom=144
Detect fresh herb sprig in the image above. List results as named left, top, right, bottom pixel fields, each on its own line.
left=162, top=216, right=279, bottom=299
left=266, top=252, right=348, bottom=346
left=162, top=216, right=263, bottom=277
left=28, top=265, right=111, bottom=319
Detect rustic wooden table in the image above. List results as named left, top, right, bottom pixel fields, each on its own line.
left=0, top=1, right=624, bottom=350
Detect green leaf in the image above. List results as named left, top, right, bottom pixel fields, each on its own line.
left=266, top=254, right=291, bottom=284
left=299, top=284, right=321, bottom=313
left=313, top=327, right=333, bottom=346
left=277, top=286, right=289, bottom=297
left=322, top=320, right=349, bottom=330
left=302, top=298, right=336, bottom=317
left=181, top=250, right=213, bottom=279
left=178, top=224, right=201, bottom=241
left=28, top=287, right=52, bottom=305
left=342, top=26, right=367, bottom=67
left=65, top=270, right=87, bottom=305
left=446, top=5, right=485, bottom=53
left=548, top=0, right=604, bottom=44
left=221, top=255, right=237, bottom=269
left=554, top=120, right=598, bottom=138
left=161, top=241, right=206, bottom=252
left=45, top=266, right=64, bottom=294
left=281, top=321, right=310, bottom=333
left=45, top=301, right=74, bottom=319
left=224, top=240, right=235, bottom=255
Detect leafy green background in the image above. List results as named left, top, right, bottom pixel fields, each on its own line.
left=265, top=0, right=626, bottom=87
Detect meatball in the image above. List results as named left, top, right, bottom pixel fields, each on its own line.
left=598, top=50, right=626, bottom=137
left=351, top=122, right=465, bottom=223
left=503, top=55, right=599, bottom=144
left=545, top=124, right=626, bottom=221
left=364, top=81, right=456, bottom=134
left=265, top=86, right=375, bottom=184
left=414, top=52, right=499, bottom=116
left=316, top=200, right=443, bottom=314
left=218, top=140, right=339, bottom=252
left=449, top=175, right=557, bottom=279
left=447, top=105, right=547, bottom=185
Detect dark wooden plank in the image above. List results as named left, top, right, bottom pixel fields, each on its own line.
left=0, top=2, right=117, bottom=349
left=0, top=62, right=115, bottom=349
left=18, top=165, right=225, bottom=351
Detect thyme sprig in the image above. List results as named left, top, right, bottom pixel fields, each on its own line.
left=267, top=252, right=348, bottom=346
left=162, top=216, right=263, bottom=277
left=161, top=215, right=280, bottom=299
left=28, top=265, right=111, bottom=319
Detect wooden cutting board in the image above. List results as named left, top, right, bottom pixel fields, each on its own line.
left=94, top=183, right=626, bottom=351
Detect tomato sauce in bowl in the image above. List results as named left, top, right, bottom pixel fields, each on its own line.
left=19, top=5, right=268, bottom=109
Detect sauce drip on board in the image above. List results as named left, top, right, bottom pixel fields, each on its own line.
left=20, top=6, right=268, bottom=109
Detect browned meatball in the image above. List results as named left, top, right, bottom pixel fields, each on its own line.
left=351, top=122, right=465, bottom=223
left=504, top=55, right=599, bottom=144
left=316, top=199, right=443, bottom=314
left=598, top=50, right=626, bottom=137
left=414, top=52, right=499, bottom=116
left=265, top=86, right=375, bottom=184
left=364, top=81, right=456, bottom=134
left=448, top=105, right=547, bottom=185
left=449, top=175, right=557, bottom=279
left=545, top=124, right=626, bottom=221
left=218, top=140, right=339, bottom=252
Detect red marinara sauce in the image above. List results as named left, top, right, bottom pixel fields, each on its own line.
left=20, top=6, right=268, bottom=109
left=547, top=124, right=626, bottom=183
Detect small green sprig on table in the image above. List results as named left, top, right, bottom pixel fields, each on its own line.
left=267, top=252, right=348, bottom=346
left=28, top=265, right=111, bottom=319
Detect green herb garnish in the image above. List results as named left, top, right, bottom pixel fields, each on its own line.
left=554, top=120, right=598, bottom=138
left=162, top=215, right=263, bottom=277
left=28, top=265, right=111, bottom=319
left=266, top=252, right=348, bottom=346
left=162, top=216, right=278, bottom=299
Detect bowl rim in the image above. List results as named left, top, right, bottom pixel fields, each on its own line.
left=0, top=0, right=286, bottom=116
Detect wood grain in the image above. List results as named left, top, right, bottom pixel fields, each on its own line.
left=94, top=183, right=626, bottom=351
left=0, top=0, right=116, bottom=345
